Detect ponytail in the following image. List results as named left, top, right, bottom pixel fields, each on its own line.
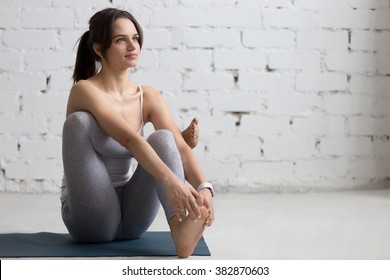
left=72, top=31, right=98, bottom=83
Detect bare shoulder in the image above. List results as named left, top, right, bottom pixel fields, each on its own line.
left=67, top=80, right=102, bottom=115
left=141, top=85, right=165, bottom=109
left=141, top=85, right=162, bottom=100
left=70, top=80, right=93, bottom=95
left=140, top=85, right=171, bottom=124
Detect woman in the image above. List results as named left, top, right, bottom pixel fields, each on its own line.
left=61, top=8, right=214, bottom=258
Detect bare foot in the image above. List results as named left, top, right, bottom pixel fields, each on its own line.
left=182, top=117, right=199, bottom=149
left=169, top=206, right=209, bottom=258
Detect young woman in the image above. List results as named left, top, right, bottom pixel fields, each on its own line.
left=61, top=8, right=214, bottom=258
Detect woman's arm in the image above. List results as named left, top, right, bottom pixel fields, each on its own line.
left=66, top=81, right=201, bottom=220
left=143, top=86, right=215, bottom=226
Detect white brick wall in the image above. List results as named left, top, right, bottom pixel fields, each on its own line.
left=1, top=0, right=390, bottom=193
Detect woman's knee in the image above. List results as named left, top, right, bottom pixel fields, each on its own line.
left=63, top=111, right=97, bottom=134
left=147, top=129, right=174, bottom=143
left=147, top=130, right=176, bottom=151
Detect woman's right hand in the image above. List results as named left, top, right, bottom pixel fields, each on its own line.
left=167, top=181, right=201, bottom=222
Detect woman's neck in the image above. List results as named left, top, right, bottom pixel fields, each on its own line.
left=94, top=67, right=132, bottom=95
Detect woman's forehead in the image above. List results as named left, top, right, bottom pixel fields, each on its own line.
left=112, top=18, right=138, bottom=36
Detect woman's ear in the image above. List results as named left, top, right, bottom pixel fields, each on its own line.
left=92, top=43, right=102, bottom=58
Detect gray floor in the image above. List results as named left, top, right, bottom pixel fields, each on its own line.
left=1, top=189, right=390, bottom=259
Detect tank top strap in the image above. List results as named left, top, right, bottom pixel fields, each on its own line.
left=138, top=84, right=145, bottom=135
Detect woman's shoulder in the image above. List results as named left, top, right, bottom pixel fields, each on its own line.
left=70, top=79, right=102, bottom=99
left=140, top=85, right=160, bottom=96
left=140, top=85, right=165, bottom=104
left=71, top=79, right=94, bottom=92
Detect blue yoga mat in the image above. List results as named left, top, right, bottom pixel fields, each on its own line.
left=0, top=231, right=210, bottom=258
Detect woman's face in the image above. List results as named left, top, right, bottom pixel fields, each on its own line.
left=104, top=18, right=141, bottom=70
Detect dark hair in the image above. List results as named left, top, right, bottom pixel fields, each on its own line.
left=72, top=8, right=143, bottom=83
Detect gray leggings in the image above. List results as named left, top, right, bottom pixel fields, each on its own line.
left=61, top=112, right=182, bottom=243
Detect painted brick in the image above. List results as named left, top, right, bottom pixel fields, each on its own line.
left=239, top=73, right=294, bottom=91
left=49, top=70, right=74, bottom=91
left=59, top=30, right=83, bottom=50
left=296, top=73, right=347, bottom=92
left=201, top=115, right=238, bottom=135
left=214, top=50, right=266, bottom=70
left=349, top=0, right=389, bottom=9
left=239, top=0, right=292, bottom=8
left=210, top=93, right=263, bottom=112
left=320, top=137, right=372, bottom=156
left=350, top=159, right=390, bottom=178
left=208, top=136, right=260, bottom=159
left=263, top=9, right=317, bottom=29
left=201, top=159, right=240, bottom=181
left=153, top=7, right=205, bottom=27
left=0, top=96, right=19, bottom=114
left=160, top=50, right=212, bottom=70
left=25, top=51, right=74, bottom=71
left=22, top=9, right=75, bottom=29
left=0, top=0, right=51, bottom=8
left=295, top=0, right=348, bottom=9
left=20, top=139, right=62, bottom=158
left=295, top=159, right=348, bottom=179
left=242, top=161, right=295, bottom=182
left=243, top=29, right=295, bottom=48
left=181, top=0, right=236, bottom=6
left=319, top=10, right=373, bottom=29
left=326, top=52, right=377, bottom=73
left=265, top=93, right=320, bottom=116
left=350, top=75, right=390, bottom=96
left=3, top=30, right=56, bottom=49
left=187, top=29, right=241, bottom=48
left=323, top=95, right=373, bottom=115
left=131, top=71, right=182, bottom=92
left=48, top=115, right=66, bottom=135
left=0, top=138, right=18, bottom=157
left=240, top=116, right=290, bottom=135
left=348, top=117, right=390, bottom=136
left=297, top=31, right=348, bottom=51
left=137, top=50, right=159, bottom=70
left=165, top=94, right=208, bottom=113
left=0, top=73, right=46, bottom=92
left=373, top=97, right=390, bottom=117
left=377, top=55, right=390, bottom=75
left=350, top=31, right=390, bottom=54
left=373, top=10, right=390, bottom=30
left=269, top=51, right=321, bottom=71
left=292, top=116, right=345, bottom=136
left=372, top=137, right=390, bottom=157
left=22, top=95, right=68, bottom=114
left=206, top=9, right=260, bottom=27
left=183, top=73, right=234, bottom=91
left=0, top=51, right=22, bottom=71
left=0, top=116, right=47, bottom=134
left=262, top=136, right=317, bottom=160
left=0, top=8, right=19, bottom=28
left=52, top=0, right=108, bottom=8
left=5, top=160, right=61, bottom=180
left=143, top=29, right=171, bottom=49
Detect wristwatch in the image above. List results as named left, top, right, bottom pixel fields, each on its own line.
left=197, top=182, right=215, bottom=197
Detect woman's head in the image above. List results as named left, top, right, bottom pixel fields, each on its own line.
left=72, top=8, right=143, bottom=83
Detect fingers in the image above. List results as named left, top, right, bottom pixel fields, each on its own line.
left=187, top=195, right=201, bottom=220
left=175, top=192, right=201, bottom=222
